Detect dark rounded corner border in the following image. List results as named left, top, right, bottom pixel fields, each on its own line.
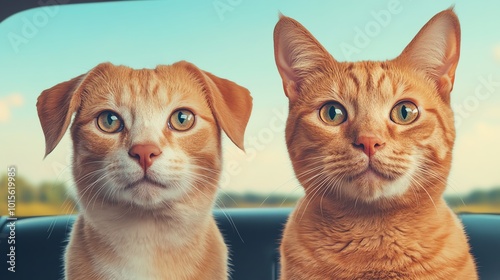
left=0, top=0, right=133, bottom=24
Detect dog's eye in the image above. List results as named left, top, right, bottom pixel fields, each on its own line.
left=169, top=109, right=195, bottom=131
left=97, top=111, right=124, bottom=133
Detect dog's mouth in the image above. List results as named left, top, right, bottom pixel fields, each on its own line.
left=125, top=177, right=167, bottom=190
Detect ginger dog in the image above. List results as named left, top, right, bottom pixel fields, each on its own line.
left=37, top=61, right=252, bottom=280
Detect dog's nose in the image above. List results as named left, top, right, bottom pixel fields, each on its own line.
left=128, top=144, right=162, bottom=171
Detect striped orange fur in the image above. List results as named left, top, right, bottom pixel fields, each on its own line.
left=37, top=61, right=252, bottom=279
left=274, top=9, right=477, bottom=279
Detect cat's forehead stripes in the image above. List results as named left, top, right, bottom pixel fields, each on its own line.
left=103, top=68, right=207, bottom=117
left=330, top=62, right=404, bottom=116
left=118, top=69, right=168, bottom=108
left=341, top=62, right=393, bottom=95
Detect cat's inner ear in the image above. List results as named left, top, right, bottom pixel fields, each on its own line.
left=397, top=9, right=460, bottom=102
left=273, top=15, right=333, bottom=101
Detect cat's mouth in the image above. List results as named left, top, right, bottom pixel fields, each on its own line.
left=350, top=166, right=392, bottom=181
left=125, top=177, right=167, bottom=190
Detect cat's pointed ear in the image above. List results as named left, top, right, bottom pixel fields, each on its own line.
left=396, top=9, right=460, bottom=102
left=176, top=61, right=252, bottom=151
left=274, top=14, right=333, bottom=102
left=37, top=63, right=112, bottom=157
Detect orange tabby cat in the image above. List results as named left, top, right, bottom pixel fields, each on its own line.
left=37, top=61, right=252, bottom=280
left=274, top=9, right=477, bottom=280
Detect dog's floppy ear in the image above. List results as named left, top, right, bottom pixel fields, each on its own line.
left=176, top=61, right=253, bottom=151
left=37, top=75, right=85, bottom=157
left=37, top=63, right=112, bottom=157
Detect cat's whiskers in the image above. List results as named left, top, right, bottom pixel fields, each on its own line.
left=176, top=170, right=246, bottom=242
left=319, top=174, right=336, bottom=217
left=88, top=173, right=117, bottom=211
left=51, top=157, right=109, bottom=184
left=182, top=181, right=199, bottom=209
left=65, top=168, right=112, bottom=214
left=296, top=170, right=330, bottom=222
left=52, top=160, right=112, bottom=213
left=414, top=182, right=437, bottom=213
left=407, top=171, right=438, bottom=214
left=74, top=171, right=114, bottom=210
left=415, top=159, right=466, bottom=205
left=300, top=180, right=329, bottom=221
left=312, top=171, right=337, bottom=218
left=182, top=167, right=218, bottom=195
left=189, top=160, right=234, bottom=205
left=101, top=174, right=122, bottom=208
left=260, top=162, right=324, bottom=207
left=328, top=172, right=347, bottom=203
left=290, top=155, right=328, bottom=164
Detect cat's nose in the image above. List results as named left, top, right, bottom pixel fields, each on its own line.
left=128, top=144, right=162, bottom=171
left=353, top=135, right=385, bottom=157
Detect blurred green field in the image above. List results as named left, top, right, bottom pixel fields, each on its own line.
left=1, top=173, right=499, bottom=216
left=0, top=201, right=77, bottom=216
left=452, top=204, right=500, bottom=214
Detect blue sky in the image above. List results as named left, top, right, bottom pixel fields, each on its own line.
left=0, top=0, right=499, bottom=196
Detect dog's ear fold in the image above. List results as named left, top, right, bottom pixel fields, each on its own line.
left=37, top=63, right=112, bottom=157
left=176, top=61, right=253, bottom=151
left=37, top=75, right=85, bottom=157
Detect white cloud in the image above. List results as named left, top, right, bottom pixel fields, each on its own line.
left=0, top=102, right=9, bottom=122
left=0, top=93, right=25, bottom=123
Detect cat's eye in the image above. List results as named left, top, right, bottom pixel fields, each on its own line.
left=96, top=111, right=124, bottom=133
left=319, top=102, right=347, bottom=126
left=390, top=101, right=419, bottom=125
left=169, top=109, right=195, bottom=131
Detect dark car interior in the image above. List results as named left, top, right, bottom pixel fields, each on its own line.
left=1, top=1, right=500, bottom=280
left=1, top=209, right=500, bottom=280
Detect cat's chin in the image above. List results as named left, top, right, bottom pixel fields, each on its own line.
left=342, top=166, right=411, bottom=202
left=350, top=167, right=390, bottom=181
left=125, top=177, right=168, bottom=190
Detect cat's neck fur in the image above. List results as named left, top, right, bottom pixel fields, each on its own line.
left=78, top=183, right=216, bottom=241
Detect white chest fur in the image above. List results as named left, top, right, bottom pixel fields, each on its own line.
left=83, top=207, right=212, bottom=280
